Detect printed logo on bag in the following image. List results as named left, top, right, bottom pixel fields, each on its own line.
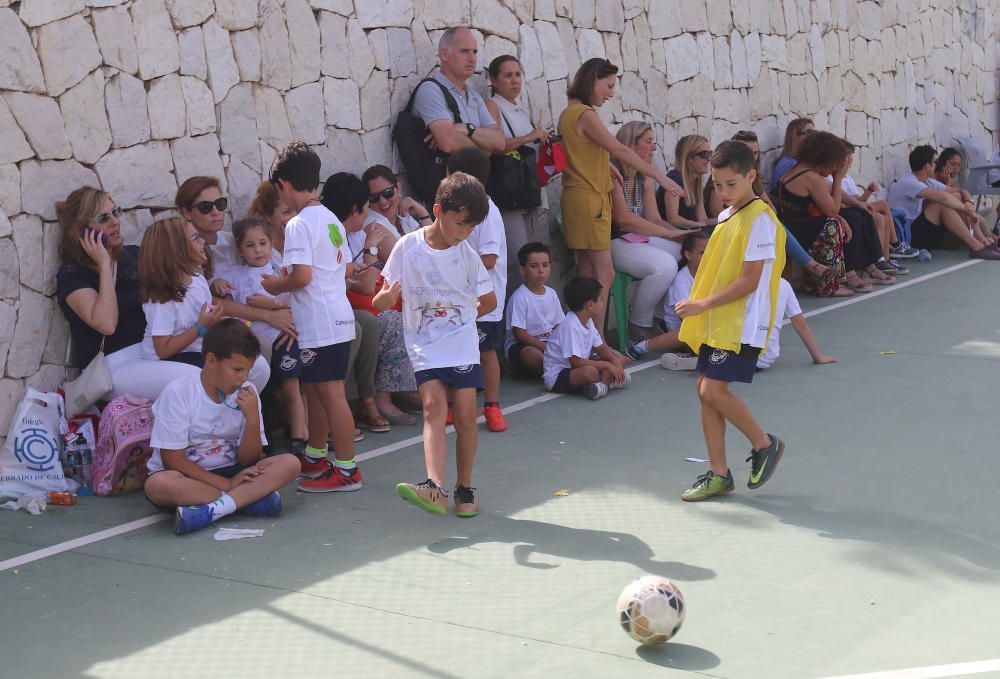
left=300, top=348, right=317, bottom=366
left=14, top=424, right=59, bottom=472
left=280, top=355, right=298, bottom=371
left=709, top=349, right=729, bottom=366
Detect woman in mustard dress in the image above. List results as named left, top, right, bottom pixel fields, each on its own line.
left=558, top=58, right=685, bottom=336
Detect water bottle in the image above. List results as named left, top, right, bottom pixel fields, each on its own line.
left=63, top=434, right=83, bottom=484
left=77, top=442, right=93, bottom=496
left=917, top=249, right=932, bottom=263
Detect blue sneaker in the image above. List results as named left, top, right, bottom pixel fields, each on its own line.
left=174, top=504, right=215, bottom=535
left=241, top=491, right=283, bottom=518
left=626, top=341, right=647, bottom=360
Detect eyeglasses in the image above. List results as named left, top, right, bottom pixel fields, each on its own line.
left=190, top=231, right=204, bottom=243
left=368, top=186, right=396, bottom=204
left=690, top=150, right=712, bottom=160
left=91, top=206, right=123, bottom=225
left=192, top=197, right=229, bottom=215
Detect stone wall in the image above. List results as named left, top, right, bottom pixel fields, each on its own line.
left=0, top=0, right=997, bottom=437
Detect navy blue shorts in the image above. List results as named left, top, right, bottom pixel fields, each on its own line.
left=299, top=341, right=351, bottom=384
left=270, top=337, right=302, bottom=381
left=145, top=462, right=250, bottom=512
left=696, top=343, right=761, bottom=384
left=477, top=320, right=504, bottom=351
left=506, top=341, right=541, bottom=375
left=548, top=368, right=580, bottom=394
left=415, top=364, right=484, bottom=390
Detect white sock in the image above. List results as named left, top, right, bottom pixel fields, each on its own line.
left=208, top=493, right=237, bottom=520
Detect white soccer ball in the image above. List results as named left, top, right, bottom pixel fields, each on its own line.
left=616, top=576, right=686, bottom=645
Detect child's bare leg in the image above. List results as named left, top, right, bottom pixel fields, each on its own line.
left=419, top=380, right=449, bottom=486
left=699, top=377, right=770, bottom=450
left=481, top=350, right=501, bottom=402
left=304, top=380, right=355, bottom=462
left=145, top=471, right=223, bottom=507
left=519, top=346, right=544, bottom=374
left=644, top=329, right=685, bottom=353
left=225, top=455, right=301, bottom=506
left=598, top=367, right=616, bottom=385
left=569, top=365, right=600, bottom=386
left=452, top=386, right=478, bottom=487
left=697, top=376, right=729, bottom=476
left=279, top=378, right=307, bottom=440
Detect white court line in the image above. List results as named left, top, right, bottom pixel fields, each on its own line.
left=0, top=258, right=985, bottom=573
left=816, top=657, right=1000, bottom=679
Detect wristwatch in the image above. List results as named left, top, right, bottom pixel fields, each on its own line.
left=465, top=123, right=476, bottom=137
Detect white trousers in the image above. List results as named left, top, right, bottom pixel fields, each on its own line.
left=609, top=237, right=681, bottom=328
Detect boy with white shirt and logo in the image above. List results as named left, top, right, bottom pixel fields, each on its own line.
left=756, top=277, right=837, bottom=370
left=373, top=173, right=497, bottom=518
left=505, top=242, right=564, bottom=378
left=263, top=142, right=362, bottom=493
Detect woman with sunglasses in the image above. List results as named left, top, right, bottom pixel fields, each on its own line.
left=484, top=54, right=552, bottom=293
left=361, top=164, right=432, bottom=240
left=558, top=58, right=685, bottom=336
left=658, top=135, right=717, bottom=230
left=770, top=118, right=815, bottom=189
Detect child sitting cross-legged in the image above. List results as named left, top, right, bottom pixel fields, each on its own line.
left=144, top=319, right=300, bottom=535
left=504, top=242, right=564, bottom=378
left=542, top=276, right=630, bottom=400
left=756, top=278, right=838, bottom=370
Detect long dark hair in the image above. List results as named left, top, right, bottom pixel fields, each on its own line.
left=566, top=58, right=618, bottom=105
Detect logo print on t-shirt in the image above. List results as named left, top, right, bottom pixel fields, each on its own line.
left=328, top=223, right=345, bottom=249
left=416, top=301, right=464, bottom=334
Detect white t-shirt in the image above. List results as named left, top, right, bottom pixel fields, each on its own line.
left=209, top=230, right=239, bottom=283
left=141, top=273, right=213, bottom=359
left=825, top=174, right=863, bottom=197
left=711, top=205, right=777, bottom=349
left=231, top=263, right=281, bottom=345
left=756, top=278, right=802, bottom=369
left=465, top=198, right=507, bottom=322
left=282, top=204, right=356, bottom=349
left=381, top=228, right=493, bottom=371
left=888, top=172, right=947, bottom=221
left=662, top=265, right=694, bottom=331
left=147, top=373, right=267, bottom=473
left=542, top=312, right=604, bottom=390
left=504, top=284, right=564, bottom=354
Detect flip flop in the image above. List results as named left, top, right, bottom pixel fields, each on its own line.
left=359, top=412, right=391, bottom=433
left=380, top=410, right=417, bottom=426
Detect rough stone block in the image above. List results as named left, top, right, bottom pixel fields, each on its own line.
left=0, top=97, right=34, bottom=166
left=286, top=0, right=322, bottom=87
left=148, top=73, right=187, bottom=140
left=8, top=286, right=51, bottom=378
left=21, top=159, right=99, bottom=221
left=36, top=14, right=103, bottom=97
left=105, top=72, right=151, bottom=148
left=171, top=135, right=226, bottom=189
left=95, top=142, right=176, bottom=209
left=131, top=0, right=181, bottom=81
left=181, top=76, right=216, bottom=136
left=93, top=6, right=139, bottom=74
left=4, top=92, right=72, bottom=161
left=0, top=8, right=45, bottom=93
left=203, top=18, right=240, bottom=103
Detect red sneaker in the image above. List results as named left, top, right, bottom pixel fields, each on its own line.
left=446, top=407, right=454, bottom=426
left=483, top=403, right=507, bottom=432
left=299, top=454, right=332, bottom=479
left=297, top=465, right=363, bottom=493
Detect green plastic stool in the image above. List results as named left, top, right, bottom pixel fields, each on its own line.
left=605, top=270, right=636, bottom=354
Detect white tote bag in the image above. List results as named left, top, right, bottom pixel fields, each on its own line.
left=0, top=389, right=72, bottom=501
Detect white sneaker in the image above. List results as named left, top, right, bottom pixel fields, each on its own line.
left=582, top=382, right=609, bottom=400
left=609, top=372, right=631, bottom=389
left=660, top=352, right=698, bottom=371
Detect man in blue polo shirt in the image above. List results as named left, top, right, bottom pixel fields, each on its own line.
left=411, top=26, right=505, bottom=159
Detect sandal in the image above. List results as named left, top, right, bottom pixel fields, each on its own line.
left=805, top=260, right=830, bottom=279
left=845, top=274, right=874, bottom=293
left=359, top=411, right=391, bottom=433
left=380, top=410, right=417, bottom=426
left=830, top=286, right=855, bottom=297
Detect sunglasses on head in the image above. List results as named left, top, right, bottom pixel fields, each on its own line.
left=368, top=186, right=396, bottom=204
left=192, top=197, right=229, bottom=215
left=798, top=128, right=816, bottom=136
left=91, top=206, right=123, bottom=225
left=691, top=150, right=712, bottom=160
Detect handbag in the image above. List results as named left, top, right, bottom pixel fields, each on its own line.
left=487, top=111, right=542, bottom=211
left=536, top=139, right=568, bottom=187
left=62, top=264, right=116, bottom=416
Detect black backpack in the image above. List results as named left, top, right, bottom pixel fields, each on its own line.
left=393, top=78, right=461, bottom=208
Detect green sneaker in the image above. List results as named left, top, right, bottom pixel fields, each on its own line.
left=747, top=434, right=784, bottom=489
left=681, top=469, right=735, bottom=502
left=396, top=479, right=448, bottom=515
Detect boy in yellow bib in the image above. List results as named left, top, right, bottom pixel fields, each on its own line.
left=676, top=141, right=787, bottom=501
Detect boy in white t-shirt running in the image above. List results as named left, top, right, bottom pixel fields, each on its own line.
left=263, top=142, right=362, bottom=493
left=446, top=149, right=509, bottom=433
left=374, top=173, right=497, bottom=518
left=144, top=319, right=300, bottom=535
left=542, top=277, right=629, bottom=400
left=756, top=278, right=838, bottom=369
left=505, top=242, right=564, bottom=378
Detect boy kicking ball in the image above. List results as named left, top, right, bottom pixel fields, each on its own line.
left=373, top=173, right=497, bottom=517
left=675, top=141, right=787, bottom=502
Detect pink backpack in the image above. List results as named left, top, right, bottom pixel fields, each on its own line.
left=92, top=395, right=154, bottom=496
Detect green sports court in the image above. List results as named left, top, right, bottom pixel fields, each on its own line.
left=3, top=251, right=999, bottom=679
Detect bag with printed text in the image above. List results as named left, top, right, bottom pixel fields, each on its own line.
left=0, top=389, right=72, bottom=501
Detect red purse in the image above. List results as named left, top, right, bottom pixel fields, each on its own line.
left=536, top=141, right=567, bottom=186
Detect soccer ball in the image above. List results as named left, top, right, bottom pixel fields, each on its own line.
left=616, top=576, right=686, bottom=645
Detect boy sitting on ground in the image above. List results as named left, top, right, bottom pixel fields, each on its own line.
left=144, top=319, right=300, bottom=535
left=756, top=278, right=838, bottom=370
left=505, top=242, right=564, bottom=378
left=542, top=276, right=629, bottom=400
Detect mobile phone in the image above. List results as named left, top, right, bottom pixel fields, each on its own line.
left=86, top=228, right=109, bottom=245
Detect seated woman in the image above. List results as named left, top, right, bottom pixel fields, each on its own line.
left=361, top=164, right=431, bottom=242
left=609, top=122, right=691, bottom=339
left=321, top=172, right=419, bottom=427
left=137, top=217, right=270, bottom=390
left=933, top=147, right=997, bottom=242
left=657, top=135, right=716, bottom=230
left=56, top=187, right=176, bottom=403
left=771, top=118, right=815, bottom=189
left=771, top=131, right=855, bottom=297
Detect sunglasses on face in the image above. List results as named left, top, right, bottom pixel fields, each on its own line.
left=691, top=150, right=712, bottom=160
left=192, top=197, right=229, bottom=215
left=91, top=206, right=123, bottom=225
left=368, top=186, right=397, bottom=204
